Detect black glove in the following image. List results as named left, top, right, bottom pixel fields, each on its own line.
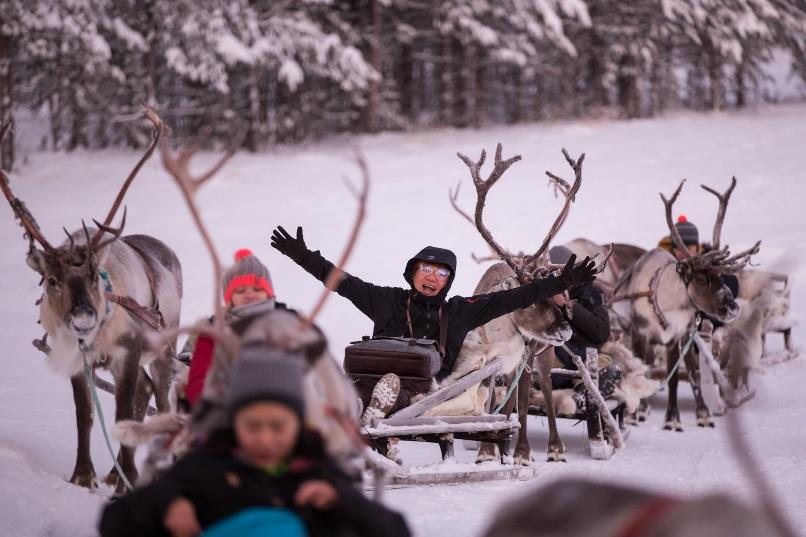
left=270, top=225, right=309, bottom=263
left=556, top=254, right=596, bottom=289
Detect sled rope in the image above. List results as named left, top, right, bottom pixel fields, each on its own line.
left=660, top=316, right=700, bottom=389
left=493, top=353, right=530, bottom=414
left=493, top=344, right=545, bottom=415
left=81, top=346, right=135, bottom=492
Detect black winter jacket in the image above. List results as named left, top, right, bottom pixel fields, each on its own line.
left=555, top=283, right=610, bottom=370
left=296, top=245, right=566, bottom=380
left=99, top=430, right=409, bottom=537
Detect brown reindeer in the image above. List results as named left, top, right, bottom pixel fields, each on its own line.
left=447, top=144, right=606, bottom=463
left=612, top=178, right=760, bottom=430
left=0, top=111, right=182, bottom=492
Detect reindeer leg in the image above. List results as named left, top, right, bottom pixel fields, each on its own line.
left=664, top=342, right=683, bottom=432
left=149, top=351, right=173, bottom=414
left=534, top=347, right=565, bottom=462
left=631, top=330, right=652, bottom=422
left=512, top=354, right=535, bottom=466
left=684, top=347, right=713, bottom=428
left=69, top=373, right=97, bottom=488
left=103, top=343, right=142, bottom=492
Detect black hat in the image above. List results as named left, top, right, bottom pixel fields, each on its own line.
left=226, top=344, right=306, bottom=420
left=549, top=245, right=574, bottom=265
left=675, top=215, right=699, bottom=247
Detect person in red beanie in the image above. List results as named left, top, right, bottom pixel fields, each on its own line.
left=184, top=248, right=286, bottom=407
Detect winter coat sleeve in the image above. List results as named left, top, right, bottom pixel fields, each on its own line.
left=317, top=465, right=411, bottom=537
left=98, top=453, right=204, bottom=537
left=567, top=287, right=610, bottom=346
left=185, top=333, right=215, bottom=408
left=296, top=249, right=398, bottom=321
left=455, top=274, right=566, bottom=330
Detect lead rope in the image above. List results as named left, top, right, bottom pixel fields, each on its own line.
left=659, top=313, right=701, bottom=390
left=493, top=344, right=546, bottom=415
left=80, top=342, right=135, bottom=492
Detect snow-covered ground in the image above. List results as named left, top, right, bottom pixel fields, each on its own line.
left=1, top=103, right=804, bottom=536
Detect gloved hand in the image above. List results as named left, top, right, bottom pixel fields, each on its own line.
left=270, top=225, right=309, bottom=263
left=556, top=254, right=596, bottom=289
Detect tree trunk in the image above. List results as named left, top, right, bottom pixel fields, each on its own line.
left=512, top=66, right=523, bottom=124
left=0, top=32, right=14, bottom=171
left=706, top=45, right=723, bottom=110
left=397, top=41, right=414, bottom=123
left=451, top=37, right=467, bottom=128
left=365, top=0, right=382, bottom=133
left=473, top=46, right=485, bottom=128
left=617, top=53, right=640, bottom=119
left=438, top=34, right=453, bottom=126
left=735, top=61, right=746, bottom=108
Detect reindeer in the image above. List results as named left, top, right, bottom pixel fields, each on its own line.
left=115, top=121, right=366, bottom=479
left=0, top=111, right=182, bottom=492
left=612, top=177, right=760, bottom=430
left=445, top=144, right=608, bottom=464
left=562, top=238, right=646, bottom=298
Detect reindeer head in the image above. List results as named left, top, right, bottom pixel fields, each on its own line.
left=454, top=144, right=608, bottom=347
left=28, top=225, right=121, bottom=341
left=661, top=178, right=760, bottom=324
left=1, top=108, right=162, bottom=344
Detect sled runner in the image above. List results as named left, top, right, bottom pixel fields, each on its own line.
left=356, top=356, right=534, bottom=486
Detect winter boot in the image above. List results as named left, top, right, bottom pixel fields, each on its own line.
left=360, top=373, right=401, bottom=427
left=598, top=364, right=623, bottom=399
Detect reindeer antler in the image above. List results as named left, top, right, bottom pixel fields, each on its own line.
left=660, top=180, right=695, bottom=261
left=456, top=143, right=525, bottom=280
left=90, top=106, right=164, bottom=250
left=161, top=121, right=239, bottom=324
left=449, top=180, right=515, bottom=263
left=717, top=240, right=762, bottom=273
left=1, top=171, right=56, bottom=253
left=1, top=123, right=55, bottom=253
left=529, top=148, right=584, bottom=266
left=700, top=176, right=736, bottom=251
left=302, top=151, right=370, bottom=329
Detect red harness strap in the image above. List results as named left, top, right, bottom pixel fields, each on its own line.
left=616, top=497, right=680, bottom=537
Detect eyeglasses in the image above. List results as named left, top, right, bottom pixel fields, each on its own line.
left=418, top=264, right=451, bottom=280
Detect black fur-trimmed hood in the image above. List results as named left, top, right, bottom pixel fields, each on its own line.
left=403, top=246, right=457, bottom=299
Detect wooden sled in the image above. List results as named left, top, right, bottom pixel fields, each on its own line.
left=362, top=357, right=533, bottom=486
left=528, top=349, right=626, bottom=461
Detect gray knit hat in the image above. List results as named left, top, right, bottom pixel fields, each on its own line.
left=227, top=344, right=306, bottom=419
left=674, top=216, right=699, bottom=247
left=549, top=245, right=574, bottom=265
left=223, top=248, right=274, bottom=304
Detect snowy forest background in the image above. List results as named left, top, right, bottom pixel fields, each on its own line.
left=2, top=0, right=806, bottom=171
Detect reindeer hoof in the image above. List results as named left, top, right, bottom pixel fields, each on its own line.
left=103, top=468, right=137, bottom=493
left=69, top=471, right=97, bottom=489
left=514, top=454, right=534, bottom=466
left=697, top=417, right=715, bottom=428
left=475, top=453, right=498, bottom=464
left=663, top=420, right=683, bottom=432
left=546, top=452, right=566, bottom=463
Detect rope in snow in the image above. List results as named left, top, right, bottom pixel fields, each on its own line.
left=81, top=345, right=135, bottom=492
